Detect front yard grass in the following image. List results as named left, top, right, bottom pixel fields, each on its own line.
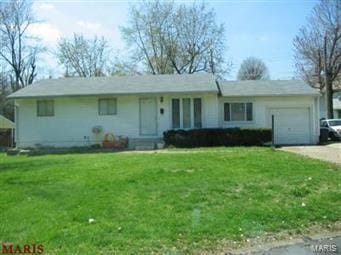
left=0, top=147, right=340, bottom=254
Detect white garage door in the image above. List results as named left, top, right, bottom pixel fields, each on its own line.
left=269, top=108, right=311, bottom=145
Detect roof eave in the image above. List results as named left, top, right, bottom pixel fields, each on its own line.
left=8, top=89, right=219, bottom=99
left=220, top=93, right=321, bottom=97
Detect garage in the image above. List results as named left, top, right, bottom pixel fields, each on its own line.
left=219, top=80, right=320, bottom=145
left=269, top=107, right=311, bottom=145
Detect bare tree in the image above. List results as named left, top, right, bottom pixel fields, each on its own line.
left=56, top=34, right=110, bottom=77
left=110, top=55, right=141, bottom=76
left=237, top=57, right=269, bottom=80
left=121, top=1, right=229, bottom=77
left=121, top=1, right=174, bottom=75
left=0, top=71, right=14, bottom=120
left=293, top=0, right=340, bottom=118
left=170, top=3, right=228, bottom=76
left=0, top=0, right=41, bottom=91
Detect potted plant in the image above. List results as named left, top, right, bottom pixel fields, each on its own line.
left=102, top=133, right=115, bottom=149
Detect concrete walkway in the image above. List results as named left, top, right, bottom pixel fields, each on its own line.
left=280, top=143, right=341, bottom=165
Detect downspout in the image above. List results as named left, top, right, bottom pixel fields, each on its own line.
left=14, top=101, right=19, bottom=148
left=215, top=79, right=222, bottom=96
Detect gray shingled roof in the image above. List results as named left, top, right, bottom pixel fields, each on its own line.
left=8, top=74, right=218, bottom=99
left=219, top=80, right=320, bottom=97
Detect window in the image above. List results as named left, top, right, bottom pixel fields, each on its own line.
left=231, top=103, right=245, bottom=121
left=172, top=99, right=180, bottom=128
left=182, top=98, right=191, bottom=128
left=37, top=100, right=54, bottom=117
left=193, top=98, right=202, bottom=128
left=224, top=102, right=253, bottom=122
left=171, top=98, right=202, bottom=128
left=99, top=98, right=117, bottom=115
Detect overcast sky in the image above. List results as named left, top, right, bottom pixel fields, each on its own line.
left=30, top=0, right=317, bottom=80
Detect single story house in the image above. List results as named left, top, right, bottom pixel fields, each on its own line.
left=8, top=74, right=320, bottom=148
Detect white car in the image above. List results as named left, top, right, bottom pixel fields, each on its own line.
left=321, top=119, right=341, bottom=141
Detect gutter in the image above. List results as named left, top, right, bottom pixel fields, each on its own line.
left=7, top=90, right=220, bottom=99
left=219, top=93, right=321, bottom=97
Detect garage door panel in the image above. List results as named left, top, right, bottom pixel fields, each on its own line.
left=269, top=108, right=311, bottom=145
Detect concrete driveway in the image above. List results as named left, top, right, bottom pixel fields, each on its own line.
left=249, top=235, right=341, bottom=255
left=280, top=143, right=341, bottom=165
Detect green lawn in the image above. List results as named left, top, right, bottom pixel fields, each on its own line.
left=0, top=148, right=340, bottom=254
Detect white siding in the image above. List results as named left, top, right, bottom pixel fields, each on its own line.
left=218, top=96, right=320, bottom=144
left=15, top=92, right=218, bottom=147
left=15, top=93, right=320, bottom=147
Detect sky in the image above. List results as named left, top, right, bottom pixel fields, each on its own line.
left=30, top=0, right=318, bottom=80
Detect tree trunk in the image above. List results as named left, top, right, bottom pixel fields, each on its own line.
left=325, top=79, right=334, bottom=119
left=323, top=35, right=334, bottom=119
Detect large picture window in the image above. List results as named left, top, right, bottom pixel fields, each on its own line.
left=99, top=98, right=117, bottom=115
left=224, top=102, right=253, bottom=122
left=171, top=98, right=202, bottom=128
left=37, top=100, right=54, bottom=117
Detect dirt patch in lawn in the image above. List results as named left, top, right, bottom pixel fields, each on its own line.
left=121, top=148, right=235, bottom=154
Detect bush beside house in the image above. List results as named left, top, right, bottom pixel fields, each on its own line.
left=163, top=128, right=272, bottom=148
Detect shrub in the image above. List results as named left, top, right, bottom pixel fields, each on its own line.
left=163, top=128, right=271, bottom=148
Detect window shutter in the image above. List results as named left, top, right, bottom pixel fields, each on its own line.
left=224, top=103, right=230, bottom=121
left=246, top=103, right=253, bottom=121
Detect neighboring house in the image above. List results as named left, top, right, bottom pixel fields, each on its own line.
left=320, top=92, right=341, bottom=119
left=319, top=80, right=341, bottom=119
left=332, top=92, right=341, bottom=118
left=0, top=115, right=15, bottom=147
left=0, top=115, right=14, bottom=129
left=8, top=74, right=320, bottom=148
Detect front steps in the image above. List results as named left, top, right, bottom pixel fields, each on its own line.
left=129, top=138, right=164, bottom=150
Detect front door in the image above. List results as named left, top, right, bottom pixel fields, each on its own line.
left=140, top=98, right=157, bottom=135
